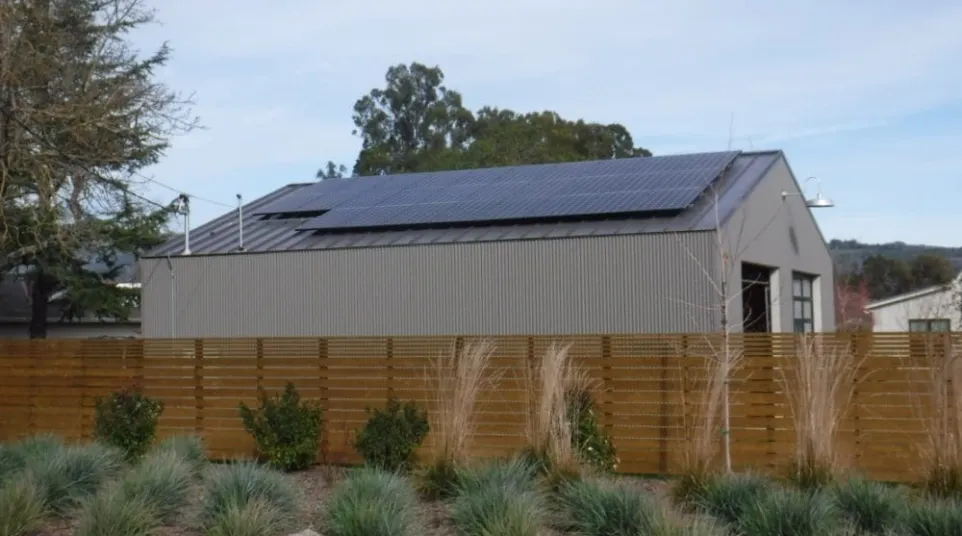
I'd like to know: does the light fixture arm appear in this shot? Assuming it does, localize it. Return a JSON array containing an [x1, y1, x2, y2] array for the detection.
[[780, 176, 834, 208]]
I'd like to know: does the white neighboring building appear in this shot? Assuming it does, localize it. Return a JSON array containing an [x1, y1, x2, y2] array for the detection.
[[866, 273, 962, 332]]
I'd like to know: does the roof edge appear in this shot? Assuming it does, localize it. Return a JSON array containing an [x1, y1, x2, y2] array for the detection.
[[866, 274, 961, 310]]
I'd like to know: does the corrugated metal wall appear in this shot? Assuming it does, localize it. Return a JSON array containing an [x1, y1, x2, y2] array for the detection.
[[140, 232, 719, 337], [723, 158, 837, 332]]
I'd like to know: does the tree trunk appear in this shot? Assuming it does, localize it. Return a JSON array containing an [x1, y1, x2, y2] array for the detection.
[[28, 268, 50, 339]]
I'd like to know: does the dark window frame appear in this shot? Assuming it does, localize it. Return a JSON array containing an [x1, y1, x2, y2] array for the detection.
[[792, 272, 815, 333], [908, 319, 951, 332]]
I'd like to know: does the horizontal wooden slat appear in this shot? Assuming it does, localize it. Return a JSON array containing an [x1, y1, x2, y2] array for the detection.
[[0, 331, 958, 483]]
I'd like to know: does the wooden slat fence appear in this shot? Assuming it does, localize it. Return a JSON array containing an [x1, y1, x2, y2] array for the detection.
[[0, 332, 957, 482]]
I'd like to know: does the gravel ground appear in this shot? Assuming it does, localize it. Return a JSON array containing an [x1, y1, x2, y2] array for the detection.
[[35, 466, 675, 536]]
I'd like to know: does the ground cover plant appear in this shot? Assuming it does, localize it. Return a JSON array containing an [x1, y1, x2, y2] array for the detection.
[[690, 471, 775, 526], [199, 460, 300, 535], [326, 468, 421, 536], [831, 476, 908, 535], [450, 457, 548, 536]]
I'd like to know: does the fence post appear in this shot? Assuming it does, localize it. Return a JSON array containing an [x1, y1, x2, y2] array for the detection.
[[28, 343, 37, 436], [601, 336, 614, 446], [255, 339, 264, 394], [193, 339, 204, 437], [386, 337, 394, 400], [80, 344, 89, 440], [849, 332, 862, 470], [659, 338, 670, 474], [317, 338, 329, 463]]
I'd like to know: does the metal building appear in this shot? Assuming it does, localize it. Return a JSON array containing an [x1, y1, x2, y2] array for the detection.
[[141, 150, 836, 337]]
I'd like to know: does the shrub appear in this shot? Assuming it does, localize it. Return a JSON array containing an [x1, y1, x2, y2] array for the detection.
[[522, 343, 590, 485], [93, 388, 164, 461], [557, 478, 668, 536], [354, 398, 429, 472], [419, 339, 496, 499], [908, 337, 962, 498], [153, 435, 207, 473], [0, 474, 47, 536], [204, 499, 287, 536], [900, 498, 962, 536], [831, 476, 906, 535], [779, 335, 860, 489], [121, 450, 193, 524], [239, 382, 324, 471], [27, 442, 125, 517], [200, 461, 299, 532], [75, 485, 158, 536], [450, 470, 547, 536], [675, 346, 744, 505], [566, 388, 617, 473], [735, 488, 839, 536], [326, 469, 420, 536], [691, 472, 774, 526]]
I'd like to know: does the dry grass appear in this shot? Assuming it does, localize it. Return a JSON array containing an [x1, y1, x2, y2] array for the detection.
[[778, 334, 860, 488], [674, 335, 744, 503], [522, 342, 594, 482], [913, 336, 962, 497], [419, 339, 498, 498]]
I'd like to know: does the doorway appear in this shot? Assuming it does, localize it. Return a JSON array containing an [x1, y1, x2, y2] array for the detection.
[[742, 262, 772, 333]]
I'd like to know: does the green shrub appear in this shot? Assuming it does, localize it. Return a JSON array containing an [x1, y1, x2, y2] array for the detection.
[[239, 382, 324, 471], [354, 398, 429, 473], [153, 435, 207, 473], [121, 450, 193, 524], [326, 469, 420, 536], [27, 442, 125, 517], [900, 499, 962, 536], [450, 461, 548, 536], [200, 461, 299, 532], [204, 499, 287, 536], [557, 478, 667, 536], [566, 389, 617, 473], [93, 388, 164, 461], [735, 488, 839, 536], [831, 476, 906, 535], [0, 474, 47, 536], [75, 485, 158, 536], [692, 472, 774, 526]]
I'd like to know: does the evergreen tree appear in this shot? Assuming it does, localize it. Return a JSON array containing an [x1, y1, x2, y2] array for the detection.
[[0, 0, 196, 337]]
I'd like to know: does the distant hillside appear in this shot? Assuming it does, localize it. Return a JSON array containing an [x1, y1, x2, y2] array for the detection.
[[829, 239, 962, 274]]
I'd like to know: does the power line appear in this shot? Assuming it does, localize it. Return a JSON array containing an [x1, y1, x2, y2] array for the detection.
[[7, 114, 234, 211], [136, 172, 234, 209]]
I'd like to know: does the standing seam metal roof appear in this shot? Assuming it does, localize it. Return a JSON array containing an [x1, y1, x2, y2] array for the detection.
[[146, 151, 783, 257]]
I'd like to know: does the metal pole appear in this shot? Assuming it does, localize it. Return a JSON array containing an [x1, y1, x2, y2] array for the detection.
[[166, 256, 175, 339], [236, 194, 245, 251]]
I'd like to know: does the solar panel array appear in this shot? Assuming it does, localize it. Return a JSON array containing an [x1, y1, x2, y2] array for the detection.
[[253, 151, 741, 231]]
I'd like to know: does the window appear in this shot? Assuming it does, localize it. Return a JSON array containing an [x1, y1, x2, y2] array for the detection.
[[792, 272, 815, 333], [908, 319, 951, 332]]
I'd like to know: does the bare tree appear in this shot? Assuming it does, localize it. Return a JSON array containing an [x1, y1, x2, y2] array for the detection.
[[0, 0, 197, 337]]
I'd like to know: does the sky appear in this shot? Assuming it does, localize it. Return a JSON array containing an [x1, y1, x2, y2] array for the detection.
[[132, 1, 962, 247]]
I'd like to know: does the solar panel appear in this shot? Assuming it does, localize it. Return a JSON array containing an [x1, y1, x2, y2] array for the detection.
[[284, 151, 738, 231]]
